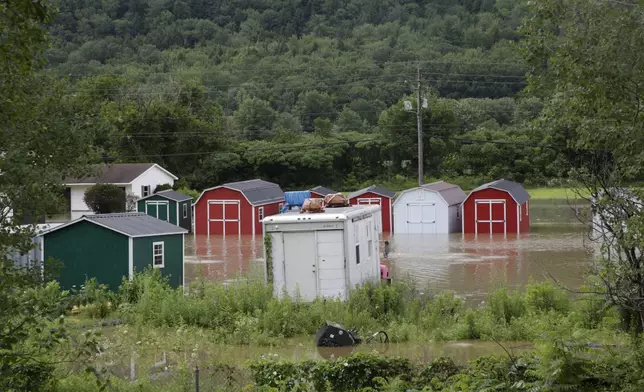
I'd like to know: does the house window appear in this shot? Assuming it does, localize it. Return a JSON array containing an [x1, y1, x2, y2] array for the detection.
[[142, 185, 151, 197], [183, 203, 188, 218], [153, 242, 164, 268], [355, 244, 360, 265], [368, 240, 373, 258], [258, 207, 264, 221]]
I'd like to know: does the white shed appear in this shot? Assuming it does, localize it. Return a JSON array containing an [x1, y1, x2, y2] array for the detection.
[[262, 205, 382, 302], [393, 181, 466, 234]]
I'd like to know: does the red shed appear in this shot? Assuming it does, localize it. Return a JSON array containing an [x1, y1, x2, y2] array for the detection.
[[194, 179, 285, 236], [348, 185, 396, 232], [309, 185, 336, 199], [462, 179, 530, 235]]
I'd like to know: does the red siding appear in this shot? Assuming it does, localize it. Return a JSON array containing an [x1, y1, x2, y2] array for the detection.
[[194, 187, 253, 235], [463, 188, 529, 234], [349, 192, 393, 232], [254, 202, 282, 235], [310, 191, 325, 199]]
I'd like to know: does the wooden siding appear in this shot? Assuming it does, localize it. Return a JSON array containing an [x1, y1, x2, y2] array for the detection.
[[349, 191, 393, 232], [44, 220, 129, 291], [133, 234, 183, 288], [463, 188, 529, 234]]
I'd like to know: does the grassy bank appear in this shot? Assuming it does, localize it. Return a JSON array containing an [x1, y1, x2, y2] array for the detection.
[[51, 270, 637, 390], [76, 270, 619, 345]]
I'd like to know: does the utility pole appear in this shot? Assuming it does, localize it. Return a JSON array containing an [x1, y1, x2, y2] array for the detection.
[[416, 66, 424, 186]]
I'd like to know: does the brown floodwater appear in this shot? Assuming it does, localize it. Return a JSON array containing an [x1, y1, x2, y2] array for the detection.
[[185, 210, 595, 302]]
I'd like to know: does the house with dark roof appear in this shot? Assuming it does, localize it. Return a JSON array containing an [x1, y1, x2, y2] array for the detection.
[[462, 179, 531, 235], [38, 213, 187, 290], [137, 189, 193, 232], [64, 163, 178, 220], [193, 179, 285, 235], [393, 181, 467, 234], [348, 185, 397, 233], [309, 186, 337, 198]]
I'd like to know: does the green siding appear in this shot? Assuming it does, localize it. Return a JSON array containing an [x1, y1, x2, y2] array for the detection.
[[137, 196, 178, 225], [133, 234, 183, 288], [44, 220, 129, 291]]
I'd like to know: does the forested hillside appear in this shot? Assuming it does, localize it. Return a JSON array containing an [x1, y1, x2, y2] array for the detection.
[[44, 0, 563, 190]]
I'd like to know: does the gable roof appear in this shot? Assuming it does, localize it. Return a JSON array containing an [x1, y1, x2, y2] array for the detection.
[[40, 212, 187, 238], [348, 185, 396, 199], [468, 179, 531, 204], [195, 179, 285, 206], [139, 189, 192, 202], [309, 186, 336, 196], [421, 181, 467, 206], [64, 163, 178, 185]]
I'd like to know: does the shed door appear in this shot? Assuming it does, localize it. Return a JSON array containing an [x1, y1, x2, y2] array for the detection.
[[406, 203, 436, 234], [475, 200, 506, 235], [316, 230, 346, 300], [145, 201, 169, 222], [207, 200, 240, 235], [283, 232, 318, 301], [357, 198, 381, 205]]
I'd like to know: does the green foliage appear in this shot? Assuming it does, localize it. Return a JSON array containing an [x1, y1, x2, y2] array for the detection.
[[83, 184, 126, 214]]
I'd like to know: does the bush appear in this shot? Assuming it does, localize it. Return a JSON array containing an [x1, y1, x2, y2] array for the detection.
[[154, 183, 172, 193], [83, 184, 126, 214]]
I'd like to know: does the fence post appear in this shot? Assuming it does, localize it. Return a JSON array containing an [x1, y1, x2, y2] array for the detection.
[[195, 365, 200, 392]]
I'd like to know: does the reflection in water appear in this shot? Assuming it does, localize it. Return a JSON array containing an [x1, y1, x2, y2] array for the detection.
[[182, 224, 593, 302]]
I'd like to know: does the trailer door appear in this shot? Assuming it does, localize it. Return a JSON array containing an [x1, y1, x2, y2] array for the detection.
[[316, 230, 346, 300], [283, 232, 318, 301]]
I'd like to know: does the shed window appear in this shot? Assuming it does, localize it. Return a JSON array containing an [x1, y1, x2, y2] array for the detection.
[[457, 208, 460, 219], [355, 244, 360, 265], [526, 201, 529, 216], [142, 185, 151, 197], [519, 204, 522, 221], [153, 242, 164, 268], [183, 203, 188, 218], [258, 207, 264, 221], [278, 203, 284, 211]]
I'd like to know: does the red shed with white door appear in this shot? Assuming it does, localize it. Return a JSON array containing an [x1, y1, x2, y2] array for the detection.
[[348, 185, 396, 233], [194, 179, 285, 236], [462, 179, 530, 235]]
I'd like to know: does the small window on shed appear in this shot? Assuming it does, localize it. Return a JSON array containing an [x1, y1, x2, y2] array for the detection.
[[142, 185, 151, 197], [183, 203, 188, 218], [526, 201, 529, 216], [519, 204, 522, 221], [153, 242, 164, 268], [258, 207, 264, 221], [355, 244, 360, 265], [457, 208, 460, 219]]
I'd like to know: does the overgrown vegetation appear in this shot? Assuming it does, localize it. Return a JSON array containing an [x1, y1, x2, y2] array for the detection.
[[72, 269, 620, 346]]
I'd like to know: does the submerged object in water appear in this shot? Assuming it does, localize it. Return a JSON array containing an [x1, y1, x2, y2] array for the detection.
[[315, 322, 362, 347], [315, 321, 389, 347]]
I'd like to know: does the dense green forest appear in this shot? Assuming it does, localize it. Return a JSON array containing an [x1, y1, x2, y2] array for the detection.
[[43, 0, 564, 190]]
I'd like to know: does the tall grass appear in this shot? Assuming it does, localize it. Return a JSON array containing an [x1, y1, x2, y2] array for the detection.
[[97, 270, 620, 345]]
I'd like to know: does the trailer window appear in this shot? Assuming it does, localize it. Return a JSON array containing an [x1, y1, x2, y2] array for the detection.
[[368, 240, 373, 257], [355, 244, 360, 265]]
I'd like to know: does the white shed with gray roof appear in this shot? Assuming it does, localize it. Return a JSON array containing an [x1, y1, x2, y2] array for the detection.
[[393, 181, 467, 234]]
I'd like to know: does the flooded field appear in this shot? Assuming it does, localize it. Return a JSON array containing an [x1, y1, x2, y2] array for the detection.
[[185, 199, 594, 302]]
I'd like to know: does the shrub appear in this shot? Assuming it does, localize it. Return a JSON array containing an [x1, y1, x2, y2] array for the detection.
[[525, 281, 570, 313], [83, 184, 126, 214], [487, 288, 526, 324]]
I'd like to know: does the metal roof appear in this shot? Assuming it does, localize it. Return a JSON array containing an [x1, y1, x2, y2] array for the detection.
[[223, 179, 285, 205], [309, 186, 337, 196], [348, 185, 396, 199], [64, 163, 177, 184], [470, 179, 531, 204], [40, 213, 188, 238], [139, 189, 192, 202], [421, 181, 467, 206]]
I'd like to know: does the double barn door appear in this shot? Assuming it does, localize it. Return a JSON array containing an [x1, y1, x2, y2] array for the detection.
[[207, 200, 240, 235], [475, 199, 507, 235]]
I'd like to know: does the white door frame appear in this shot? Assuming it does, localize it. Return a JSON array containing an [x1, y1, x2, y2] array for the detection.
[[474, 199, 507, 236], [145, 201, 170, 221], [357, 198, 381, 205], [206, 200, 241, 236], [406, 202, 436, 233]]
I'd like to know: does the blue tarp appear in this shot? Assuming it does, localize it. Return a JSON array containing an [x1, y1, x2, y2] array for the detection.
[[281, 191, 311, 213]]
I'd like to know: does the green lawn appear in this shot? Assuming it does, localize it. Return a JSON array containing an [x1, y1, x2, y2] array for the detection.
[[526, 187, 590, 200]]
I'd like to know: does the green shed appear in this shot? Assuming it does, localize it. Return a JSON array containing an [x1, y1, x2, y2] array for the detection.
[[137, 189, 193, 232], [39, 212, 188, 291]]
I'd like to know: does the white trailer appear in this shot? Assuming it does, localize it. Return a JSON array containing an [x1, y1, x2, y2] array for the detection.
[[263, 205, 382, 302]]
